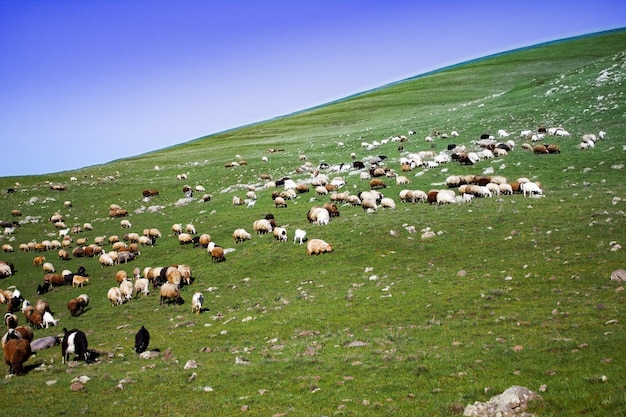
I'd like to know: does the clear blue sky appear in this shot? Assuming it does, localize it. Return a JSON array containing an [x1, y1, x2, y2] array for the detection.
[[1, 0, 624, 177]]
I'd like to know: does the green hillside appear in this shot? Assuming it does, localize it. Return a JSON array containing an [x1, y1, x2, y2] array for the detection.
[[1, 29, 625, 416]]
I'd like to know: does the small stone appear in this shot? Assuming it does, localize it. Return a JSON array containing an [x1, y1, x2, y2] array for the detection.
[[70, 382, 84, 391], [512, 345, 524, 352], [183, 360, 198, 370]]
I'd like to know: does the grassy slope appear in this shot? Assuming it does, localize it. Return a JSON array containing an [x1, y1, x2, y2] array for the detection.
[[1, 29, 625, 416]]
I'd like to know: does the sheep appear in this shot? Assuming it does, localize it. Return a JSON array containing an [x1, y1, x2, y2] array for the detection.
[[274, 196, 287, 208], [159, 283, 182, 305], [369, 179, 386, 189], [2, 244, 14, 253], [0, 263, 13, 278], [177, 264, 192, 285], [361, 198, 378, 212], [107, 287, 123, 306], [43, 273, 65, 287], [30, 335, 61, 352], [253, 219, 273, 234], [233, 228, 252, 243], [67, 297, 87, 317], [191, 292, 204, 315], [380, 197, 396, 209], [178, 233, 194, 245], [120, 219, 132, 228], [119, 278, 134, 302], [396, 175, 410, 186], [185, 224, 196, 235], [3, 338, 31, 375], [134, 326, 150, 354], [521, 182, 543, 197], [211, 246, 225, 263], [99, 253, 114, 267], [272, 226, 288, 242], [39, 261, 55, 274], [198, 234, 211, 248], [307, 239, 333, 255], [42, 311, 58, 328], [436, 189, 456, 204], [293, 229, 307, 245], [61, 328, 91, 363], [71, 275, 89, 288], [134, 278, 150, 297]]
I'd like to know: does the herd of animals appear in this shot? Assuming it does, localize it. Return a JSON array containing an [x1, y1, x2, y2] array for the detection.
[[0, 125, 608, 375]]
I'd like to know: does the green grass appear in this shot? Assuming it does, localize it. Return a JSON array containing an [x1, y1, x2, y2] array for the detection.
[[1, 29, 626, 416]]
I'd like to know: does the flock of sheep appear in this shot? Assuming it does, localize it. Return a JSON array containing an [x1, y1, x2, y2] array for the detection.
[[0, 123, 608, 375]]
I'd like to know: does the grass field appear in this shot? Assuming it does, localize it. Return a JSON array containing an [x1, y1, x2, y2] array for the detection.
[[1, 29, 625, 416]]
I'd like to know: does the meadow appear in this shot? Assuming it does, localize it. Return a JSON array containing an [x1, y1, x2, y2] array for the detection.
[[0, 29, 625, 416]]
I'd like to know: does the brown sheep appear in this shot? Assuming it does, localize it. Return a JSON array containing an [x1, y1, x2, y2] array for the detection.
[[67, 297, 87, 317], [4, 338, 32, 375], [369, 179, 386, 190], [533, 144, 548, 154], [43, 273, 65, 286], [33, 256, 46, 267], [211, 246, 225, 263]]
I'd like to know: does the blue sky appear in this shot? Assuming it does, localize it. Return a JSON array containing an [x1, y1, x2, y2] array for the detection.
[[1, 0, 624, 177]]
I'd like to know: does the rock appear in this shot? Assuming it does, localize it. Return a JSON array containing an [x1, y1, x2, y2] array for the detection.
[[70, 382, 84, 392], [463, 385, 541, 416], [347, 341, 368, 348], [183, 360, 198, 370], [139, 351, 160, 359], [457, 270, 467, 277]]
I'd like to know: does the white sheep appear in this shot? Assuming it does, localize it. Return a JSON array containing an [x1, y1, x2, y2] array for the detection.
[[185, 224, 196, 235], [293, 229, 307, 245], [134, 278, 150, 297], [306, 239, 333, 255], [120, 278, 134, 302], [521, 182, 543, 197], [120, 219, 132, 228], [253, 219, 273, 234], [191, 292, 204, 315], [380, 197, 396, 209], [232, 228, 252, 243], [42, 311, 58, 328], [107, 287, 123, 306], [436, 190, 456, 204]]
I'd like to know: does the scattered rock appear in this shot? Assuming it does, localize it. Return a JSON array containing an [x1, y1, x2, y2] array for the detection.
[[70, 382, 84, 392], [183, 360, 198, 370], [463, 385, 541, 416], [347, 341, 368, 348]]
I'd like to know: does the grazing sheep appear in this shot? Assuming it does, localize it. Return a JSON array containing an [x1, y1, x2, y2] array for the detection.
[[307, 239, 334, 255], [43, 273, 65, 287], [67, 297, 87, 317], [72, 275, 89, 287], [61, 328, 91, 363], [273, 226, 287, 242], [177, 264, 192, 285], [521, 182, 543, 197], [2, 244, 14, 253], [210, 246, 225, 263], [159, 283, 182, 305], [107, 287, 123, 306], [4, 338, 31, 375], [361, 198, 378, 212], [293, 229, 307, 245], [42, 262, 55, 273], [436, 189, 456, 204], [380, 197, 396, 209], [253, 219, 273, 234], [42, 311, 58, 328], [369, 179, 386, 189], [198, 234, 211, 248], [191, 292, 204, 315], [119, 278, 134, 302], [185, 224, 196, 235], [99, 253, 114, 267], [177, 233, 194, 245], [233, 228, 252, 243], [120, 219, 132, 228], [133, 278, 150, 297], [134, 326, 150, 354]]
